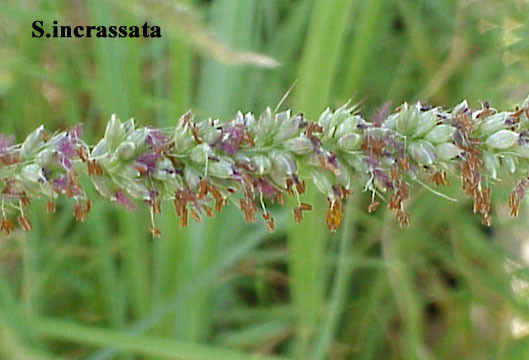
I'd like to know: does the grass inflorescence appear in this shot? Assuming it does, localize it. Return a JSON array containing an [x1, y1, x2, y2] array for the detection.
[[1, 96, 529, 236]]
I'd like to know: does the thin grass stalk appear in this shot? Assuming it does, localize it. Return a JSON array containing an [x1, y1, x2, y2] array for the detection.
[[381, 216, 431, 360], [290, 0, 355, 357], [261, 0, 314, 108], [309, 195, 357, 360], [396, 0, 438, 77], [197, 0, 259, 119], [154, 61, 193, 344], [87, 201, 127, 329], [152, 8, 194, 339], [173, 0, 261, 342], [89, 0, 151, 322], [340, 0, 386, 99]]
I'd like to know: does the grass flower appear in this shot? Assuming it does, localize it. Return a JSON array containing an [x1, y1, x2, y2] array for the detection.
[[1, 96, 529, 235]]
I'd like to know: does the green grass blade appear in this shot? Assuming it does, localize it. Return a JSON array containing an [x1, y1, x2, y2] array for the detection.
[[89, 0, 151, 321], [33, 317, 288, 360], [197, 0, 259, 119], [309, 197, 357, 360], [289, 0, 355, 357], [0, 274, 42, 350], [340, 0, 386, 99], [86, 211, 288, 359]]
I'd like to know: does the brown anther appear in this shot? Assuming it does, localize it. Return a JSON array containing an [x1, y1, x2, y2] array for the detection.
[[305, 122, 323, 137], [46, 200, 56, 214], [398, 156, 410, 171], [215, 198, 225, 213], [243, 132, 255, 147], [265, 218, 275, 232], [275, 192, 284, 205], [238, 161, 256, 172], [468, 138, 481, 147], [40, 129, 49, 142], [387, 167, 396, 182], [152, 199, 161, 214], [285, 178, 294, 195], [368, 201, 380, 213], [333, 185, 351, 200], [190, 208, 201, 223], [73, 201, 88, 222], [179, 207, 188, 228], [157, 141, 175, 154], [86, 160, 95, 175], [325, 199, 343, 232], [95, 161, 104, 176], [167, 154, 180, 169], [149, 227, 162, 238], [398, 183, 409, 200], [198, 179, 208, 199], [208, 184, 222, 202], [473, 193, 481, 214], [295, 180, 306, 195], [134, 165, 148, 177], [472, 187, 491, 219], [173, 197, 184, 217], [388, 191, 405, 211], [17, 215, 32, 231], [76, 147, 88, 162], [202, 204, 215, 218], [180, 111, 193, 125], [20, 194, 31, 206], [292, 202, 312, 223], [240, 199, 256, 223], [509, 191, 520, 217], [476, 108, 496, 119], [510, 108, 524, 121], [361, 137, 385, 156], [430, 171, 449, 186], [396, 210, 411, 227], [87, 160, 104, 176], [66, 170, 82, 198], [191, 124, 202, 144], [1, 218, 14, 235], [262, 213, 275, 233], [309, 135, 321, 149], [85, 199, 91, 213], [293, 207, 303, 222], [299, 202, 312, 211], [481, 187, 491, 213], [241, 173, 255, 193], [318, 155, 333, 172], [454, 110, 474, 134], [0, 152, 20, 166]]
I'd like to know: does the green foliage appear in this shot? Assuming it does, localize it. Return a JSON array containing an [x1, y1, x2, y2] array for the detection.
[[1, 0, 529, 359]]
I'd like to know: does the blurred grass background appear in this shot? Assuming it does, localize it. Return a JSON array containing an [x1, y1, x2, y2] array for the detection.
[[1, 0, 529, 359]]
